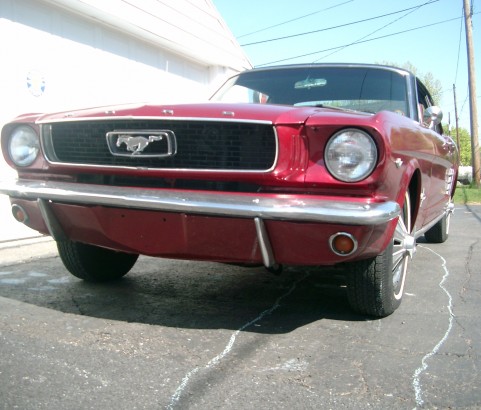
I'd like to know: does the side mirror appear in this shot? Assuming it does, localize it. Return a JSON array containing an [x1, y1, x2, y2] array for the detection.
[[423, 106, 443, 128]]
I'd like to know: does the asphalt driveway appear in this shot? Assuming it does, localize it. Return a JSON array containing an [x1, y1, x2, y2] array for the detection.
[[0, 205, 480, 409]]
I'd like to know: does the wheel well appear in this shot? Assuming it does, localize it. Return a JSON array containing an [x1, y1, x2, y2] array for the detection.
[[407, 170, 421, 231]]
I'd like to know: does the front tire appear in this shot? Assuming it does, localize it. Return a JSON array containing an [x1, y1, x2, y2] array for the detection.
[[57, 241, 139, 282], [346, 191, 414, 317]]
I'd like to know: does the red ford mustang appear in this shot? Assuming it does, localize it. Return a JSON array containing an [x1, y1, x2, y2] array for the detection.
[[0, 64, 458, 317]]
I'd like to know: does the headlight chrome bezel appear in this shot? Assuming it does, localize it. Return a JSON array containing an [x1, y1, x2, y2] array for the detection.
[[324, 128, 378, 183], [8, 125, 40, 167]]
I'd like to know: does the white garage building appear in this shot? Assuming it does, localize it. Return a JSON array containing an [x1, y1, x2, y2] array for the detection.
[[0, 0, 251, 240], [0, 0, 250, 124]]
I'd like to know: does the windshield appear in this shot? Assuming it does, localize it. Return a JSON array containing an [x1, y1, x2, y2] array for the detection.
[[211, 66, 409, 116]]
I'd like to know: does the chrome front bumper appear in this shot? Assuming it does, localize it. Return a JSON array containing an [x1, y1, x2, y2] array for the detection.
[[0, 179, 401, 225]]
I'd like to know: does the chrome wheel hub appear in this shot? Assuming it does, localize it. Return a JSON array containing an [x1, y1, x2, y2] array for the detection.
[[392, 194, 414, 299]]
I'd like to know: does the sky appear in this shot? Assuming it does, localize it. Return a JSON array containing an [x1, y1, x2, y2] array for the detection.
[[212, 0, 480, 132]]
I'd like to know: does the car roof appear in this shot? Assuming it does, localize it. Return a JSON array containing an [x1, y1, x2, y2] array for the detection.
[[246, 63, 412, 77]]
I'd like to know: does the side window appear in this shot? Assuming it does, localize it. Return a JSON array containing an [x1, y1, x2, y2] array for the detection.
[[416, 79, 442, 134], [417, 79, 432, 111]]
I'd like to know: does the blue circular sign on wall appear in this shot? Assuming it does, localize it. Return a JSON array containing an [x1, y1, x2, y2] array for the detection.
[[27, 71, 46, 97]]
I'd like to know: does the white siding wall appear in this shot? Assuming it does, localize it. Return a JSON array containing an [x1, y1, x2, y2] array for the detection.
[[42, 0, 252, 70], [0, 0, 250, 239], [0, 0, 249, 127]]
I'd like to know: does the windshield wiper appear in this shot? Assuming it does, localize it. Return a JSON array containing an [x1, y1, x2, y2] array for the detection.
[[311, 103, 375, 114]]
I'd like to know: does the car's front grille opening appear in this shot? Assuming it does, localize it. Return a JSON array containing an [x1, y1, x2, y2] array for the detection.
[[44, 119, 277, 172]]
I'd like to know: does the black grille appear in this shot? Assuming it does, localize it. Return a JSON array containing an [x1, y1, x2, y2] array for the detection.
[[45, 120, 277, 171]]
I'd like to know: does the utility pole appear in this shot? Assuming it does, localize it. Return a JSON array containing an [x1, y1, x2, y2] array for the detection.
[[464, 0, 480, 187]]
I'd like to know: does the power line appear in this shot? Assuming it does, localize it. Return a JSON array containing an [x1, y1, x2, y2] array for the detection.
[[256, 15, 459, 66], [241, 0, 439, 47], [238, 0, 354, 39], [313, 0, 429, 62]]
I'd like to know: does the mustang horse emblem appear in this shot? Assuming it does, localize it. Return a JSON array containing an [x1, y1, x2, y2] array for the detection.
[[116, 134, 164, 154]]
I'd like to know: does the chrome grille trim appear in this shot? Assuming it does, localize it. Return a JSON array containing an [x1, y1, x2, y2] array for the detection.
[[37, 115, 274, 125]]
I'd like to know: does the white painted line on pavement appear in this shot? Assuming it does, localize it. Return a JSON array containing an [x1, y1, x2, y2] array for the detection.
[[167, 272, 310, 409], [412, 245, 455, 408]]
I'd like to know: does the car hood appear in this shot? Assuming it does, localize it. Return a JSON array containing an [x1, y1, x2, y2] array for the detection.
[[31, 102, 371, 126]]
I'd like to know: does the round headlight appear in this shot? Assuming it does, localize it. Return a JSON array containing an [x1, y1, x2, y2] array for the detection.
[[324, 129, 377, 182], [8, 125, 40, 167]]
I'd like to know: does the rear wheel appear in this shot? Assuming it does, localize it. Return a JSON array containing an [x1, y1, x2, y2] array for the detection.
[[424, 203, 452, 243], [346, 191, 414, 317], [57, 240, 139, 282]]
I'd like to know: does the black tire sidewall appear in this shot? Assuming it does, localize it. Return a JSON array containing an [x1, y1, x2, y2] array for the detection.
[[57, 241, 138, 282]]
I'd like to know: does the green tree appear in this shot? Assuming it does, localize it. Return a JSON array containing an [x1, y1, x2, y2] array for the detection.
[[419, 71, 443, 105], [446, 126, 471, 165], [458, 127, 472, 166]]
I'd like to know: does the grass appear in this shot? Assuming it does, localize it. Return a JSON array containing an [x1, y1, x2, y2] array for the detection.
[[454, 183, 481, 205]]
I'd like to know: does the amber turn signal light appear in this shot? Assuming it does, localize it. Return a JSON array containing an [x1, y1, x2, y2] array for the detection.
[[11, 204, 28, 224], [329, 232, 358, 256]]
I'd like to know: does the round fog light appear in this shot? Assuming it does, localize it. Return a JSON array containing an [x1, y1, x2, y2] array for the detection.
[[329, 232, 358, 256]]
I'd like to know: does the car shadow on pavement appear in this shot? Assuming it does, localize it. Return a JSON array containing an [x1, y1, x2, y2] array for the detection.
[[0, 256, 368, 333]]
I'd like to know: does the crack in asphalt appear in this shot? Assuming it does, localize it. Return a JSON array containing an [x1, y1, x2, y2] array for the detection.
[[412, 245, 455, 409], [459, 239, 478, 305], [166, 272, 310, 410]]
